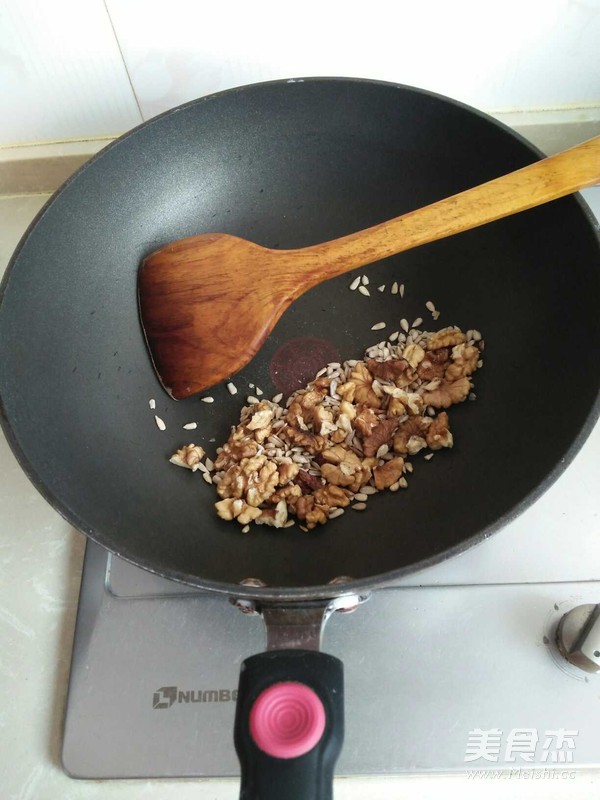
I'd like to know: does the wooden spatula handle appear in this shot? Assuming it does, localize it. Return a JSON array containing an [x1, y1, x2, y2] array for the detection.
[[305, 135, 600, 277]]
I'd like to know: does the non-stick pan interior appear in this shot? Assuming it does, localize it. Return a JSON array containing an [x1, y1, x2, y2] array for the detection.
[[1, 78, 600, 596]]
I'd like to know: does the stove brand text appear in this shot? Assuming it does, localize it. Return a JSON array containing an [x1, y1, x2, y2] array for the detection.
[[153, 685, 238, 709]]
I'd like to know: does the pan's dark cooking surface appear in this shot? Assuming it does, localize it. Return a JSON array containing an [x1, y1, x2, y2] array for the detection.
[[1, 78, 599, 597]]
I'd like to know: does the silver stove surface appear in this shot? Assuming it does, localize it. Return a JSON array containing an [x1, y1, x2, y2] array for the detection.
[[63, 418, 600, 778], [62, 187, 600, 781]]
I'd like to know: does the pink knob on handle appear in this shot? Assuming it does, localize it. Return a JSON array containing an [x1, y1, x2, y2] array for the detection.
[[249, 681, 326, 759]]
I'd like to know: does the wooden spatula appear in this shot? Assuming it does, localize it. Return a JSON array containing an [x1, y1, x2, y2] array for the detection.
[[139, 135, 600, 399]]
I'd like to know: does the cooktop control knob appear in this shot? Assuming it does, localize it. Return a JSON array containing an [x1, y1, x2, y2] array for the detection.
[[556, 603, 600, 673]]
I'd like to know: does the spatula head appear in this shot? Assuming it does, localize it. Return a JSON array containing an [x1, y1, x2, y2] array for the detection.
[[138, 233, 306, 399]]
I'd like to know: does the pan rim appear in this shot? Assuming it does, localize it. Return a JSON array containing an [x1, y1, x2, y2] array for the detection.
[[1, 76, 600, 601]]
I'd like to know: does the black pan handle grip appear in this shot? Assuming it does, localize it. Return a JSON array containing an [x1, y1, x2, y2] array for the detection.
[[234, 649, 344, 800]]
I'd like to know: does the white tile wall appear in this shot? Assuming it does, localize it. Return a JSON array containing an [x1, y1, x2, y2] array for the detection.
[[105, 0, 600, 121], [0, 0, 142, 145], [1, 0, 599, 145]]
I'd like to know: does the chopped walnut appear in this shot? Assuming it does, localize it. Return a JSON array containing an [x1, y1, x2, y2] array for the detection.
[[210, 321, 483, 533], [296, 469, 323, 493], [373, 457, 405, 490], [322, 444, 361, 467], [445, 344, 480, 381], [362, 417, 400, 457], [214, 436, 259, 470], [255, 500, 288, 528], [403, 343, 426, 369], [169, 444, 205, 471], [353, 406, 380, 438], [218, 454, 279, 508], [295, 495, 328, 529], [321, 462, 366, 492], [243, 402, 274, 442], [406, 435, 427, 455], [337, 362, 381, 408], [215, 498, 262, 524], [281, 426, 327, 453], [270, 484, 303, 506], [426, 411, 453, 450], [386, 397, 406, 417], [393, 416, 431, 455], [417, 348, 450, 381], [277, 462, 300, 485], [313, 484, 352, 508], [365, 358, 414, 387], [427, 327, 466, 350], [422, 376, 472, 408]]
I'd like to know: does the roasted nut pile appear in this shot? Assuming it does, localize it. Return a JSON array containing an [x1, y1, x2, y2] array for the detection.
[[170, 325, 484, 532]]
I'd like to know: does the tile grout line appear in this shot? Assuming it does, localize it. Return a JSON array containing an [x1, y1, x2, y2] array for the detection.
[[101, 0, 144, 124]]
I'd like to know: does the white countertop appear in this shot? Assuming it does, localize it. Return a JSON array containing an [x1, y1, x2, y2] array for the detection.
[[2, 176, 600, 800]]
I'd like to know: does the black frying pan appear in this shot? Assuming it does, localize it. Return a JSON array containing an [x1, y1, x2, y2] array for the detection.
[[1, 78, 600, 798]]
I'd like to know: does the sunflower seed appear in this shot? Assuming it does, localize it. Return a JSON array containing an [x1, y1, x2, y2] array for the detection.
[[376, 444, 389, 459], [202, 471, 212, 484], [328, 508, 345, 519], [404, 462, 413, 473], [183, 422, 197, 430], [349, 276, 361, 290], [361, 275, 369, 285], [149, 398, 156, 410], [205, 457, 214, 471], [388, 331, 399, 342], [255, 387, 263, 396], [432, 310, 440, 320], [272, 392, 283, 403], [371, 322, 386, 331], [247, 395, 259, 404], [400, 318, 409, 332], [299, 525, 309, 532], [391, 281, 399, 295], [361, 485, 379, 495], [425, 300, 436, 312], [284, 519, 296, 528], [352, 502, 367, 511], [412, 317, 423, 328], [226, 382, 238, 395], [201, 396, 214, 403], [358, 285, 371, 297], [399, 283, 405, 298], [354, 493, 369, 502], [241, 524, 250, 533], [399, 477, 408, 488], [424, 453, 434, 461], [154, 415, 166, 431], [389, 481, 400, 492], [378, 285, 386, 292]]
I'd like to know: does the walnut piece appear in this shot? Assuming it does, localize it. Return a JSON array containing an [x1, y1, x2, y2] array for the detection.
[[422, 376, 472, 409], [386, 397, 406, 417], [278, 462, 300, 485], [217, 454, 279, 507], [296, 469, 323, 493], [214, 434, 258, 470], [362, 417, 400, 457], [281, 425, 327, 453], [393, 416, 431, 454], [426, 411, 454, 450], [353, 406, 380, 438], [295, 495, 328, 529], [170, 444, 205, 471], [373, 457, 405, 490], [337, 362, 381, 408], [365, 358, 414, 387], [313, 484, 352, 508], [445, 344, 480, 381], [403, 343, 426, 369], [215, 498, 262, 524], [427, 327, 466, 350], [255, 499, 288, 528], [417, 347, 450, 381]]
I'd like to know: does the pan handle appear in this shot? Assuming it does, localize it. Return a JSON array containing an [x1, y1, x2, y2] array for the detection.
[[234, 649, 344, 800]]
